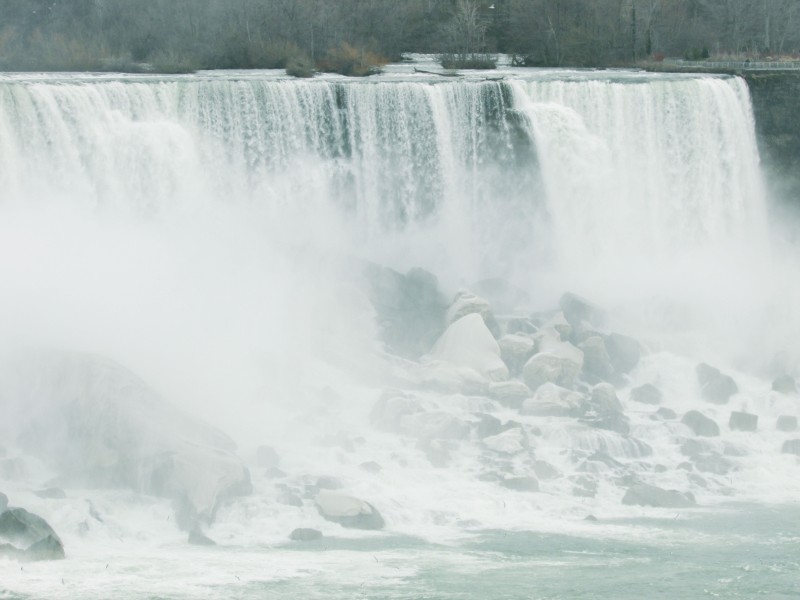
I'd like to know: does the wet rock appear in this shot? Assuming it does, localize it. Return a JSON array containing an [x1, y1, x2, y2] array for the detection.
[[315, 491, 384, 530], [772, 375, 797, 394], [571, 475, 598, 498], [290, 528, 323, 542], [522, 345, 584, 391], [584, 514, 598, 521], [579, 336, 614, 381], [499, 477, 539, 492], [582, 384, 629, 435], [482, 427, 528, 455], [418, 438, 454, 467], [446, 290, 501, 338], [473, 413, 504, 439], [622, 483, 695, 508], [723, 443, 748, 457], [506, 317, 537, 335], [694, 452, 733, 475], [364, 264, 447, 358], [559, 293, 601, 328], [696, 363, 738, 404], [630, 383, 663, 405], [605, 333, 641, 374], [488, 380, 531, 408], [359, 461, 382, 474], [680, 438, 712, 457], [532, 460, 560, 480], [782, 439, 800, 455], [2, 353, 251, 526], [188, 528, 216, 546], [428, 313, 508, 381], [255, 446, 280, 469], [25, 535, 65, 561], [498, 334, 536, 375], [34, 488, 66, 500], [682, 410, 720, 437], [277, 490, 304, 507], [0, 493, 6, 512], [520, 382, 583, 417], [0, 507, 64, 561], [729, 411, 758, 432], [655, 407, 677, 420], [777, 415, 798, 432]]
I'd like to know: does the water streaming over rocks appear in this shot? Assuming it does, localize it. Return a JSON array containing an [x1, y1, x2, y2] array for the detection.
[[0, 65, 798, 598]]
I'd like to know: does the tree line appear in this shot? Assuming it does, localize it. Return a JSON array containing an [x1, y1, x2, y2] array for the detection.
[[0, 0, 799, 73]]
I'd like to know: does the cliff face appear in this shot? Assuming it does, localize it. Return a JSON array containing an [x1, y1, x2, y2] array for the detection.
[[745, 73, 800, 206]]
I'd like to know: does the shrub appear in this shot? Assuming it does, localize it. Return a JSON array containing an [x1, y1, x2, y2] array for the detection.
[[285, 53, 314, 78], [439, 52, 497, 70], [317, 43, 387, 77]]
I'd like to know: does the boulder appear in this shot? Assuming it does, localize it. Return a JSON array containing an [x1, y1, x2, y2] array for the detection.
[[428, 314, 509, 381], [473, 413, 505, 439], [314, 491, 384, 530], [0, 492, 6, 512], [532, 460, 559, 480], [364, 264, 447, 358], [777, 415, 798, 432], [499, 477, 539, 492], [522, 345, 583, 391], [782, 439, 800, 455], [520, 382, 583, 417], [498, 334, 536, 375], [559, 292, 601, 328], [506, 317, 538, 335], [622, 483, 695, 508], [482, 427, 528, 455], [579, 336, 613, 380], [772, 375, 797, 394], [488, 381, 531, 408], [696, 363, 738, 404], [630, 383, 663, 405], [581, 384, 629, 435], [654, 407, 677, 420], [729, 411, 758, 432], [290, 528, 323, 542], [681, 410, 720, 437], [188, 528, 216, 546], [693, 452, 733, 475], [0, 353, 251, 527], [0, 507, 65, 561], [605, 333, 641, 374], [445, 290, 501, 338]]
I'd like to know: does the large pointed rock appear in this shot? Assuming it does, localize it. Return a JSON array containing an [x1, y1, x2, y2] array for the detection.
[[0, 507, 65, 561], [0, 353, 251, 526], [428, 313, 509, 381]]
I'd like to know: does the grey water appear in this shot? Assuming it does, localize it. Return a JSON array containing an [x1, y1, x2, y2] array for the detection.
[[1, 505, 797, 599]]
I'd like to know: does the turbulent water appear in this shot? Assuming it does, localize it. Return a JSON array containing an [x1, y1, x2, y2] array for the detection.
[[0, 62, 798, 598]]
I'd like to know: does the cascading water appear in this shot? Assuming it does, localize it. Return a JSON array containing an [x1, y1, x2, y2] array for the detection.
[[0, 67, 798, 599]]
